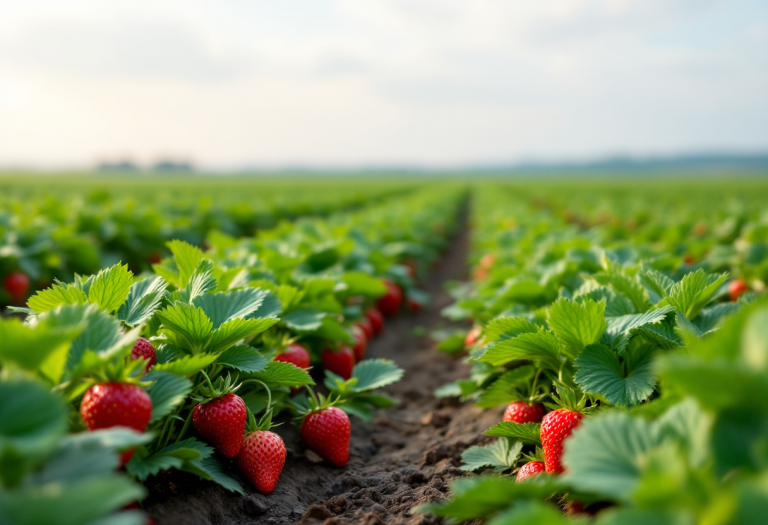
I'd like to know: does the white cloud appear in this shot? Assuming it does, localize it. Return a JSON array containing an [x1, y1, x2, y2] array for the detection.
[[0, 0, 765, 168]]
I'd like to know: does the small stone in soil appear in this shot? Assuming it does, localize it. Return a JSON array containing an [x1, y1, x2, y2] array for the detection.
[[242, 495, 269, 516]]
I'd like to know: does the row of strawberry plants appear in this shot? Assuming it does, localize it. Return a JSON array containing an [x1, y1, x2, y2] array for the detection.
[[0, 179, 415, 308], [0, 185, 464, 525], [423, 184, 767, 524]]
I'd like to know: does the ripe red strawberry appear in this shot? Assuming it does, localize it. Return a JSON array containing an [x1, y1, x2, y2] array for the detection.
[[376, 280, 403, 317], [81, 382, 152, 464], [516, 461, 545, 482], [192, 393, 247, 458], [683, 254, 696, 265], [465, 326, 482, 348], [365, 308, 384, 335], [300, 407, 351, 467], [130, 337, 156, 372], [4, 271, 30, 303], [504, 401, 545, 424], [274, 344, 311, 369], [237, 430, 287, 494], [351, 327, 367, 362], [729, 279, 749, 302], [541, 409, 583, 474], [321, 346, 355, 379], [357, 318, 374, 341]]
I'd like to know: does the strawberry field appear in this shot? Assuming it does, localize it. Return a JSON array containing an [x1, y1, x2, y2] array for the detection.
[[1, 176, 768, 525]]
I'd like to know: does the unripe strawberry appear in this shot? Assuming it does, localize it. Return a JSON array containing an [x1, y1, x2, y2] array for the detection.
[[365, 308, 384, 335], [237, 430, 286, 494], [274, 344, 311, 369], [541, 409, 583, 474], [130, 337, 156, 372], [465, 326, 482, 349], [376, 280, 403, 317], [192, 393, 247, 458], [729, 279, 749, 302], [321, 346, 355, 379], [516, 461, 545, 482], [503, 401, 545, 424], [300, 407, 351, 467]]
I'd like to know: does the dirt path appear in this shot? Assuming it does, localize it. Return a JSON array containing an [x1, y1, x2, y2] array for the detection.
[[147, 211, 504, 525]]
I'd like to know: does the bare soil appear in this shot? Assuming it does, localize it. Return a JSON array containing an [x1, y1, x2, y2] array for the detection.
[[146, 215, 502, 525]]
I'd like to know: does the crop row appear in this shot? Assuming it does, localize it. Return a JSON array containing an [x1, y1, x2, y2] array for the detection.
[[0, 177, 416, 307], [423, 183, 767, 524], [0, 185, 464, 525]]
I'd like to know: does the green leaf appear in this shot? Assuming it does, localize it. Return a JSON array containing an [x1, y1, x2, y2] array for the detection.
[[487, 501, 573, 525], [476, 366, 535, 409], [181, 455, 244, 494], [0, 316, 82, 380], [144, 372, 192, 423], [341, 272, 387, 296], [0, 378, 68, 486], [177, 260, 217, 303], [57, 305, 132, 377], [576, 287, 635, 317], [593, 271, 651, 313], [479, 331, 561, 369], [417, 475, 560, 522], [483, 317, 539, 343], [436, 332, 467, 353], [117, 276, 168, 326], [27, 282, 87, 313], [547, 297, 607, 358], [210, 317, 279, 352], [0, 475, 145, 525], [563, 412, 661, 500], [216, 345, 269, 373], [663, 269, 728, 320], [167, 240, 205, 287], [574, 344, 656, 406], [127, 438, 211, 481], [248, 361, 314, 387], [350, 359, 404, 391], [192, 288, 275, 329], [156, 304, 213, 352], [281, 308, 325, 332], [602, 306, 674, 352], [460, 438, 523, 472], [637, 265, 675, 304], [484, 422, 542, 445], [152, 353, 220, 376], [88, 264, 134, 314]]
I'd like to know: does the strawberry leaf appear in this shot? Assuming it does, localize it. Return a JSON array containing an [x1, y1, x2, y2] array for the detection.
[[281, 308, 325, 332], [209, 317, 278, 352], [127, 438, 211, 481], [547, 297, 606, 358], [87, 263, 133, 314], [484, 422, 542, 445], [27, 282, 87, 314], [562, 412, 661, 500], [459, 438, 523, 472], [192, 288, 276, 329], [349, 359, 404, 392], [574, 343, 656, 406], [156, 304, 213, 352], [152, 353, 220, 376], [216, 345, 269, 373], [144, 372, 193, 423], [475, 366, 534, 409], [482, 317, 539, 343], [182, 455, 244, 495], [247, 361, 314, 387], [479, 331, 561, 369], [601, 305, 675, 352], [117, 276, 168, 326], [167, 240, 205, 287], [662, 269, 728, 320]]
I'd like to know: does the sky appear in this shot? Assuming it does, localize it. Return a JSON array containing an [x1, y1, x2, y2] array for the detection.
[[0, 0, 766, 170]]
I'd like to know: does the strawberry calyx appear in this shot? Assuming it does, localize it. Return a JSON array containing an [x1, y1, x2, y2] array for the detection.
[[292, 387, 341, 423], [543, 384, 593, 415], [90, 357, 152, 388], [521, 446, 545, 463], [192, 371, 242, 403]]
